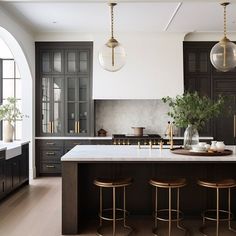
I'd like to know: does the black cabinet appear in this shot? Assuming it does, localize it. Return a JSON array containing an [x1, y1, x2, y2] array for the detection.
[[0, 155, 5, 198], [1, 144, 29, 200], [184, 42, 236, 144], [36, 42, 93, 137]]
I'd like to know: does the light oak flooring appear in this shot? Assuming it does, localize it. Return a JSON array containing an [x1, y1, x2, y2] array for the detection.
[[0, 177, 236, 236]]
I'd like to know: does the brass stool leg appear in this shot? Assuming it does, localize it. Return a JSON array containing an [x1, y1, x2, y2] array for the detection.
[[228, 188, 236, 233], [100, 187, 103, 227], [123, 186, 126, 227], [169, 187, 172, 236], [155, 187, 158, 229], [216, 188, 219, 236], [113, 187, 116, 236]]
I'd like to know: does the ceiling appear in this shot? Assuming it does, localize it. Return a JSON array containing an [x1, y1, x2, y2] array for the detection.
[[1, 1, 236, 34]]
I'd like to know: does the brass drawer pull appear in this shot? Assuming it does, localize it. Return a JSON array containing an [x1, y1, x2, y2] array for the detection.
[[46, 165, 55, 168], [73, 142, 80, 145], [46, 152, 55, 155], [46, 142, 55, 145]]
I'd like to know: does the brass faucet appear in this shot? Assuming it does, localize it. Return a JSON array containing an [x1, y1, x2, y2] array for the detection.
[[166, 122, 174, 149]]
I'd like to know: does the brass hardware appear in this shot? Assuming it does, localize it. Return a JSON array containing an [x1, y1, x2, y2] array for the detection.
[[127, 140, 130, 145], [138, 141, 141, 149], [159, 140, 163, 150], [51, 121, 54, 133], [118, 139, 121, 145], [75, 121, 78, 133], [166, 122, 174, 149], [46, 165, 55, 168], [122, 140, 126, 145], [46, 152, 55, 155], [46, 142, 55, 145], [234, 115, 236, 138], [144, 140, 147, 145], [149, 140, 152, 149], [113, 140, 117, 145], [48, 122, 52, 133]]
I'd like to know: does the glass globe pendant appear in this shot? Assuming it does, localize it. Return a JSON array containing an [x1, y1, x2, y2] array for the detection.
[[98, 3, 126, 72], [210, 2, 236, 72]]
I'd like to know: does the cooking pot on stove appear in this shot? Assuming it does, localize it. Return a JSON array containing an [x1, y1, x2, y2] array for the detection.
[[132, 127, 145, 136]]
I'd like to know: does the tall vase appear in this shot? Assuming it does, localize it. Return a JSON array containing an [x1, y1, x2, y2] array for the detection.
[[3, 121, 14, 142], [183, 124, 199, 149]]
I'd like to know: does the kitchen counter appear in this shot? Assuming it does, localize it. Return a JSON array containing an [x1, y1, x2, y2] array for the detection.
[[61, 145, 234, 162], [0, 141, 30, 160], [61, 144, 236, 235]]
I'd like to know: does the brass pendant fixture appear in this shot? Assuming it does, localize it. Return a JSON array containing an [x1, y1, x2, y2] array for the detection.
[[98, 2, 126, 72], [210, 2, 236, 72]]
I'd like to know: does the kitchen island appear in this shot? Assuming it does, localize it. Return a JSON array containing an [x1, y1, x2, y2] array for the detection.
[[61, 145, 236, 235]]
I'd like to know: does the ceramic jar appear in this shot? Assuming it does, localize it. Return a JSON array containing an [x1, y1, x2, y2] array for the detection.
[[210, 141, 217, 151], [216, 141, 225, 152], [3, 121, 14, 142]]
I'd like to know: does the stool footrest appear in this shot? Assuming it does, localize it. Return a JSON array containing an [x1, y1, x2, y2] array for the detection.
[[154, 209, 184, 222], [99, 208, 130, 221], [202, 209, 234, 222]]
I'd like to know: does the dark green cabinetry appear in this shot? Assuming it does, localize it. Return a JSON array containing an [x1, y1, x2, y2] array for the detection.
[[0, 144, 29, 200], [36, 42, 93, 137], [184, 42, 236, 144]]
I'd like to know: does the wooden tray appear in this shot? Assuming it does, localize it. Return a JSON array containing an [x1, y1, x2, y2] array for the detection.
[[171, 147, 233, 156]]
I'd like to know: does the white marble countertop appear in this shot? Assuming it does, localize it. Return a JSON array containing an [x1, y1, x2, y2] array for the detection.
[[61, 145, 236, 162], [35, 136, 213, 140], [0, 141, 30, 160]]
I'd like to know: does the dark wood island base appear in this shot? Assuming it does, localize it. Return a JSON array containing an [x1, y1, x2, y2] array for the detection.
[[62, 161, 236, 235]]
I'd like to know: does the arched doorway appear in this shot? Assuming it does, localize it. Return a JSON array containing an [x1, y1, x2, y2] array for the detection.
[[0, 26, 34, 178]]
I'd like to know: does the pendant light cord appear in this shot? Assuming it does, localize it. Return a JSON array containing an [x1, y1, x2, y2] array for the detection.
[[224, 3, 227, 38], [110, 4, 114, 39]]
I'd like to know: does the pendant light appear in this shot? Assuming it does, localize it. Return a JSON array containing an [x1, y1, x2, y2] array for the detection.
[[210, 2, 236, 72], [98, 2, 126, 72]]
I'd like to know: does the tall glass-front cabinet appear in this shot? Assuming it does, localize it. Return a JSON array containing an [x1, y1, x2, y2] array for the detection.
[[36, 42, 93, 137]]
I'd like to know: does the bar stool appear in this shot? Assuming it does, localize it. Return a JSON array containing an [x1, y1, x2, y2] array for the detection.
[[94, 177, 133, 236], [149, 178, 188, 236], [198, 179, 236, 236]]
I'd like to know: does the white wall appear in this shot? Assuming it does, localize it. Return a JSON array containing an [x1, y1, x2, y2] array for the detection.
[[0, 7, 35, 178], [36, 32, 185, 99]]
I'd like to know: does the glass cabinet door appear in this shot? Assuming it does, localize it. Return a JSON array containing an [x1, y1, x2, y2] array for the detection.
[[52, 77, 63, 134], [41, 77, 51, 134], [79, 51, 89, 73], [66, 76, 89, 136], [65, 51, 77, 74], [41, 51, 63, 74]]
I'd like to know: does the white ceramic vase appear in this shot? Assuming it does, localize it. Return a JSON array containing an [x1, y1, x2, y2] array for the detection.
[[216, 141, 225, 152], [3, 121, 14, 142]]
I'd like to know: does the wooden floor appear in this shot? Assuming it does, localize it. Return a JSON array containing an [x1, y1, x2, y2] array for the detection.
[[0, 177, 236, 236]]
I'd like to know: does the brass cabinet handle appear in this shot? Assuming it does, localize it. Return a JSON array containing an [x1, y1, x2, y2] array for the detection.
[[46, 152, 55, 155], [48, 122, 51, 133], [46, 142, 55, 145], [234, 115, 236, 138], [75, 121, 78, 133], [51, 121, 54, 133], [46, 165, 55, 168], [73, 142, 80, 145]]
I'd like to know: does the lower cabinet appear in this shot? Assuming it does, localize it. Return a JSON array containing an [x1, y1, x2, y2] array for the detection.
[[0, 144, 29, 200], [0, 156, 5, 198], [36, 139, 112, 176]]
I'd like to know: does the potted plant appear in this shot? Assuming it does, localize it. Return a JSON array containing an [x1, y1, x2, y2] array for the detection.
[[162, 92, 225, 149], [0, 97, 23, 142]]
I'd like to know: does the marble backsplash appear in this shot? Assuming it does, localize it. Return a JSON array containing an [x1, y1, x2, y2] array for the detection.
[[95, 100, 180, 137]]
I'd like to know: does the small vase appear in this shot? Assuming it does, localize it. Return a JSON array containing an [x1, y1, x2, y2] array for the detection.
[[210, 141, 217, 151], [3, 121, 14, 142], [216, 141, 225, 152], [183, 124, 199, 149]]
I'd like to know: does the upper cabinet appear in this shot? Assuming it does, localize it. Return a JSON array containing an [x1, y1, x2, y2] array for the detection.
[[36, 42, 93, 137]]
